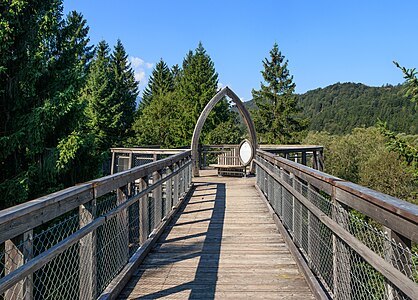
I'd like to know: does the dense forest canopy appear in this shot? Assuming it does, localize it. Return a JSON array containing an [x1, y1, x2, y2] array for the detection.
[[299, 82, 417, 134], [243, 82, 418, 135]]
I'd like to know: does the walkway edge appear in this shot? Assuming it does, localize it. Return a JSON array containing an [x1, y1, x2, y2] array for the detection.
[[255, 185, 330, 300], [98, 184, 195, 300]]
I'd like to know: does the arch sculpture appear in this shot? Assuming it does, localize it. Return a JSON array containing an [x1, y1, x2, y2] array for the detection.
[[191, 86, 258, 176]]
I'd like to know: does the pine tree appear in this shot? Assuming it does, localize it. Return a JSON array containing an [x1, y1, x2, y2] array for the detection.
[[252, 43, 308, 144], [141, 58, 174, 108], [110, 39, 138, 144]]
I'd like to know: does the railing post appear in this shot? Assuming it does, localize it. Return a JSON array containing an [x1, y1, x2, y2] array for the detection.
[[313, 151, 318, 170], [166, 168, 173, 211], [290, 173, 296, 237], [179, 160, 185, 198], [188, 159, 192, 188], [332, 187, 351, 300], [79, 199, 97, 300], [302, 151, 307, 166], [116, 187, 129, 263], [111, 151, 116, 174], [4, 230, 33, 300], [139, 176, 149, 245], [203, 150, 207, 168], [385, 228, 412, 300], [152, 170, 162, 228], [173, 163, 179, 206], [307, 183, 313, 269]]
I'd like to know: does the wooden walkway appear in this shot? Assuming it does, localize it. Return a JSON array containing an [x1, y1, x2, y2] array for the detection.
[[119, 170, 315, 299]]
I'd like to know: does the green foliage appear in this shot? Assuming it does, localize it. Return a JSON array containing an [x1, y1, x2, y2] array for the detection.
[[378, 122, 418, 177], [178, 42, 231, 142], [141, 59, 173, 109], [110, 39, 138, 144], [132, 42, 240, 148], [203, 115, 244, 145], [304, 127, 417, 203], [0, 1, 95, 208], [83, 39, 138, 151], [394, 61, 418, 104], [252, 43, 308, 144], [298, 82, 418, 134], [83, 40, 115, 151], [130, 92, 184, 148]]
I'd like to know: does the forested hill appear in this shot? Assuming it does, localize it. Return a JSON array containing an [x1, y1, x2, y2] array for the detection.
[[243, 82, 418, 134], [299, 82, 417, 134]]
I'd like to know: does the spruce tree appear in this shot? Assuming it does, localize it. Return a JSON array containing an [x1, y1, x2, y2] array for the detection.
[[178, 42, 230, 142], [83, 40, 116, 151], [110, 39, 138, 144], [171, 64, 181, 87], [141, 58, 174, 108], [252, 43, 308, 144], [0, 1, 94, 207]]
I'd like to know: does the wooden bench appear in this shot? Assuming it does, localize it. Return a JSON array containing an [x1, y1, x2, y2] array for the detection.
[[209, 140, 253, 177]]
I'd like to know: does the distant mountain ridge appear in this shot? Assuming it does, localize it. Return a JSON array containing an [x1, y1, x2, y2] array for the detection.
[[238, 82, 417, 134]]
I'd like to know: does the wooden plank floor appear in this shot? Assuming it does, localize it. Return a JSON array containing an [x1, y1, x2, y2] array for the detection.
[[119, 170, 315, 299]]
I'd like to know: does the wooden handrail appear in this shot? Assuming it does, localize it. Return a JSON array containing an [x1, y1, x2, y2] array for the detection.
[[0, 150, 192, 244], [255, 150, 418, 299], [256, 149, 418, 241]]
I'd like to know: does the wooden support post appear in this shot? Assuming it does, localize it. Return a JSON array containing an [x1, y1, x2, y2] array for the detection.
[[173, 163, 179, 205], [117, 188, 129, 262], [152, 170, 162, 227], [318, 149, 324, 171], [139, 177, 149, 245], [179, 161, 185, 198], [307, 183, 313, 269], [165, 168, 173, 211], [4, 231, 33, 300], [290, 173, 296, 238], [203, 151, 207, 169], [313, 151, 318, 170], [111, 151, 116, 175], [302, 151, 307, 166], [153, 154, 158, 162], [385, 228, 412, 300], [331, 187, 351, 300], [128, 152, 133, 195], [79, 200, 97, 300]]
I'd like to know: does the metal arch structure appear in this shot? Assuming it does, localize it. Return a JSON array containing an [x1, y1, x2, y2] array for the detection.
[[191, 86, 258, 177]]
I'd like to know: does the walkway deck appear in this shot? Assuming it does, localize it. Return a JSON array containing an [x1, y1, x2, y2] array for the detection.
[[119, 170, 314, 299]]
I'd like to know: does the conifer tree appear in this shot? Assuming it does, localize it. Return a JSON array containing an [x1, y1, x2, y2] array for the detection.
[[110, 39, 138, 144], [178, 42, 230, 142], [0, 1, 94, 207], [83, 40, 116, 151], [141, 59, 174, 108], [171, 64, 181, 87], [252, 43, 308, 144]]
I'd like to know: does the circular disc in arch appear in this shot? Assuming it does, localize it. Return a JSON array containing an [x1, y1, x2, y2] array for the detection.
[[239, 139, 253, 166]]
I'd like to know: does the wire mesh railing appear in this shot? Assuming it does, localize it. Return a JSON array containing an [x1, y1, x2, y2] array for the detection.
[[0, 149, 192, 300], [255, 149, 418, 300]]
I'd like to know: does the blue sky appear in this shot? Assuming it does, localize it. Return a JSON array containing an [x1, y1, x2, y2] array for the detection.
[[64, 0, 418, 101]]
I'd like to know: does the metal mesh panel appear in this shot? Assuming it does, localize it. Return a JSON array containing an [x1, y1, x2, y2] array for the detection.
[[133, 154, 154, 167], [1, 154, 192, 300], [34, 243, 80, 300], [255, 156, 417, 300]]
